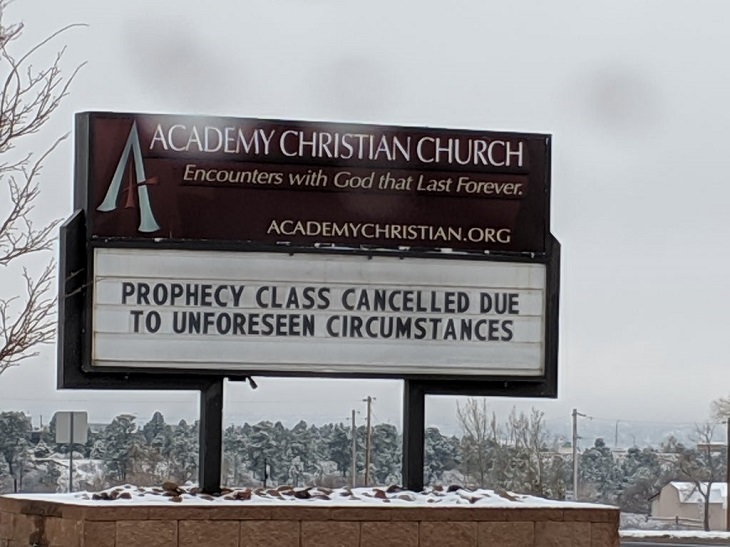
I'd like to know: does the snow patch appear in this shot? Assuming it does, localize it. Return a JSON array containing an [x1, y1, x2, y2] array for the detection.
[[620, 530, 730, 540], [5, 483, 615, 509]]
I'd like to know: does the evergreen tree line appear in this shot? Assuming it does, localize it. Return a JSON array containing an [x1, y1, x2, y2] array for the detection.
[[0, 408, 724, 515]]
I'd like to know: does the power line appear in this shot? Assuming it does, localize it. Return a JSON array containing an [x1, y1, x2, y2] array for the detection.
[[581, 415, 707, 427]]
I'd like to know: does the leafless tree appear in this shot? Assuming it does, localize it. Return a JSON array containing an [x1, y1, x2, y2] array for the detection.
[[711, 395, 730, 422], [677, 422, 724, 531], [0, 2, 83, 377], [509, 407, 548, 495], [456, 398, 493, 487], [457, 401, 565, 496]]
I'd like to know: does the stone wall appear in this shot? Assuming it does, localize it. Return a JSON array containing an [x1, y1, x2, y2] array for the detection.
[[0, 496, 619, 547]]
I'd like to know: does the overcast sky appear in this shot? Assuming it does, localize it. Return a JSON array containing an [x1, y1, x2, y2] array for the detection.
[[1, 1, 729, 441]]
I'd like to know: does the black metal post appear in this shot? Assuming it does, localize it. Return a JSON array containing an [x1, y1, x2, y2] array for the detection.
[[199, 378, 224, 495], [402, 379, 426, 491], [69, 416, 74, 493], [263, 457, 268, 489]]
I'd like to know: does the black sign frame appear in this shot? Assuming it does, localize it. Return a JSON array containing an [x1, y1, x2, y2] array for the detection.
[[58, 112, 561, 493], [59, 211, 559, 390]]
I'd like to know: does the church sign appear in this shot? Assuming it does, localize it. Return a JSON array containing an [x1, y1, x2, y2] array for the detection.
[[79, 113, 550, 254], [92, 248, 547, 377], [60, 112, 558, 387]]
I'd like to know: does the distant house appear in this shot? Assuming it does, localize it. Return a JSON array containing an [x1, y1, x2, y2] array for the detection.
[[650, 481, 727, 531]]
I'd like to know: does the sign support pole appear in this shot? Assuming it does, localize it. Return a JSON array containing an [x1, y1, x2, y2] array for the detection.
[[199, 378, 224, 495], [69, 416, 74, 493], [726, 418, 730, 531], [402, 380, 425, 491]]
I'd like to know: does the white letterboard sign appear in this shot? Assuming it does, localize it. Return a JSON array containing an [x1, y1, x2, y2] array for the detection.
[[92, 248, 546, 376]]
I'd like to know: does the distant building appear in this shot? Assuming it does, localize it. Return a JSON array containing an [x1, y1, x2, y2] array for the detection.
[[649, 481, 727, 531]]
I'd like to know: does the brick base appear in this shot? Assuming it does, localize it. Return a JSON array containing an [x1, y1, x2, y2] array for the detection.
[[0, 496, 619, 547]]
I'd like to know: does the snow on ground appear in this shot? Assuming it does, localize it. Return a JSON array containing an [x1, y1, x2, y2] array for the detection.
[[619, 512, 730, 540], [620, 530, 730, 540], [5, 483, 614, 509]]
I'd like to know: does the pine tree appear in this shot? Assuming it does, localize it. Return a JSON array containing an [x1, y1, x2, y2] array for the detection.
[[142, 411, 170, 447], [370, 423, 401, 485], [101, 414, 142, 483], [424, 427, 458, 485], [167, 419, 198, 484], [246, 421, 279, 485], [306, 423, 327, 483], [579, 438, 619, 504], [618, 446, 663, 513], [288, 420, 314, 485], [325, 423, 351, 478], [223, 424, 248, 486], [0, 411, 32, 492], [141, 411, 172, 480]]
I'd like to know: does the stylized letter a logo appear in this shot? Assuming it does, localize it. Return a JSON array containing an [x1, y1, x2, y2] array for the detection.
[[97, 121, 161, 233]]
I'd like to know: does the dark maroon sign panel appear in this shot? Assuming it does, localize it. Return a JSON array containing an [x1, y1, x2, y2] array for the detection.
[[77, 113, 550, 254]]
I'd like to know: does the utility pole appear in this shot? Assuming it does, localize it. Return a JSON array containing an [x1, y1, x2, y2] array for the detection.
[[363, 396, 374, 487], [572, 408, 587, 501], [351, 409, 357, 488]]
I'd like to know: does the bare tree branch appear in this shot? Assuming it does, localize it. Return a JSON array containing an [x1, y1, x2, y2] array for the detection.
[[0, 3, 86, 151], [0, 138, 65, 265], [710, 396, 730, 421], [0, 3, 84, 377], [456, 398, 491, 487], [0, 262, 55, 375], [510, 407, 547, 495], [676, 422, 723, 531]]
